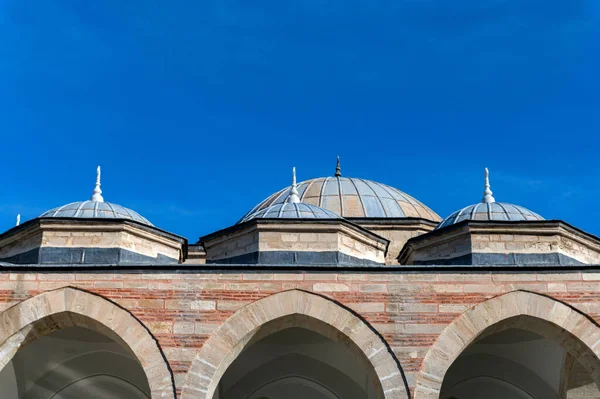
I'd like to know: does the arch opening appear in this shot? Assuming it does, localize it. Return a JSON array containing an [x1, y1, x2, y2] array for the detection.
[[182, 289, 408, 399], [440, 316, 600, 399], [0, 322, 151, 399], [415, 291, 600, 399], [0, 287, 175, 399], [213, 314, 383, 399]]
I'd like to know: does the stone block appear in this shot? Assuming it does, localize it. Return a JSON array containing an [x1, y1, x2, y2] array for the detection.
[[191, 300, 216, 311], [174, 321, 194, 334], [313, 283, 350, 292]]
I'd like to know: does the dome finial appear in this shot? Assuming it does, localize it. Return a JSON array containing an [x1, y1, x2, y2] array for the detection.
[[335, 156, 341, 177], [482, 167, 495, 203], [91, 166, 104, 202], [287, 166, 301, 204], [16, 214, 20, 226]]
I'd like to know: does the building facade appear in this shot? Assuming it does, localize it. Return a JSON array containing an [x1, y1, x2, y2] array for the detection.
[[1, 163, 600, 399]]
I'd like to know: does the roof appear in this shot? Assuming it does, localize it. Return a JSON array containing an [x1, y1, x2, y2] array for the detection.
[[40, 201, 153, 226], [436, 202, 544, 229], [240, 202, 340, 223], [436, 168, 544, 229], [241, 176, 440, 222], [37, 166, 153, 226]]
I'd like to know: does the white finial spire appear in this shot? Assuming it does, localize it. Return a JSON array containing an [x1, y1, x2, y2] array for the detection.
[[16, 214, 20, 226], [91, 166, 104, 202], [482, 167, 495, 203], [287, 167, 300, 204]]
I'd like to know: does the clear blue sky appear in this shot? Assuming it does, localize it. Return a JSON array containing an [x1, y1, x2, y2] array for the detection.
[[1, 0, 599, 241]]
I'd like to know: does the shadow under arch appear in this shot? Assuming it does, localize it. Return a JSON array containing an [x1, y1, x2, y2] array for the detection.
[[248, 375, 342, 399], [414, 290, 600, 399], [181, 289, 409, 399], [0, 287, 175, 398]]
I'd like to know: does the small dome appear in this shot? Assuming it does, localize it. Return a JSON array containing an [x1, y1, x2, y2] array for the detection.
[[240, 202, 340, 223], [436, 168, 544, 230], [39, 166, 152, 226], [41, 201, 153, 226], [436, 202, 544, 229]]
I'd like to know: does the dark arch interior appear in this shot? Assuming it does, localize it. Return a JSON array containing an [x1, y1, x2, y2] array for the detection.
[[213, 315, 385, 399], [440, 316, 600, 399], [0, 326, 151, 399]]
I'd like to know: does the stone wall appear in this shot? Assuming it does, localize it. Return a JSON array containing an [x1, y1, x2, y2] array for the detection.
[[471, 232, 600, 265], [41, 227, 182, 262], [567, 359, 600, 398], [0, 229, 42, 263], [2, 269, 600, 397], [203, 221, 387, 265], [357, 221, 435, 265], [401, 222, 600, 265], [204, 228, 258, 261], [259, 231, 339, 252], [0, 221, 185, 264], [403, 234, 471, 264]]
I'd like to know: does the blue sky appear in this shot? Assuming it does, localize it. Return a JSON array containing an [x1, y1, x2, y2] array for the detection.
[[1, 0, 599, 241]]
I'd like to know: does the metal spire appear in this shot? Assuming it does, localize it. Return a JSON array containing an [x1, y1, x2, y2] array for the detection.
[[335, 156, 341, 177], [91, 166, 104, 202], [287, 166, 300, 204], [482, 167, 496, 203], [16, 214, 20, 226]]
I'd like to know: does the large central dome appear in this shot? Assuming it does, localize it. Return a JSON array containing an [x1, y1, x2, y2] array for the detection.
[[241, 167, 440, 222]]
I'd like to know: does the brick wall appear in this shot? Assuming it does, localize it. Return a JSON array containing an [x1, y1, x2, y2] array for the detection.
[[2, 270, 600, 397]]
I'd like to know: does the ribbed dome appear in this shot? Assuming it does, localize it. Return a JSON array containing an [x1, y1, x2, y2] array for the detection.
[[240, 202, 340, 223], [436, 202, 544, 229], [41, 201, 153, 226], [242, 176, 440, 222], [38, 166, 153, 226], [437, 168, 545, 230]]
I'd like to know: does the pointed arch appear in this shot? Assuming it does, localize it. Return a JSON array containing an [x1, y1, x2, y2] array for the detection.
[[414, 290, 600, 399], [181, 289, 408, 399], [0, 287, 174, 398]]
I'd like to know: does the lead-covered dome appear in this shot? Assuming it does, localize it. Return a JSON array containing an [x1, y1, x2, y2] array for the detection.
[[241, 160, 440, 222], [39, 166, 153, 226], [436, 168, 544, 230], [41, 201, 153, 226], [240, 202, 339, 223], [437, 202, 544, 229]]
